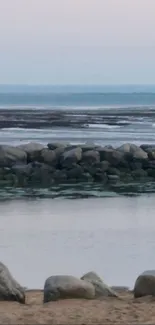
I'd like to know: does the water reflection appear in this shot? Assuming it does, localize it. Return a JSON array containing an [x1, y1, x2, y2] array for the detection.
[[0, 196, 155, 289]]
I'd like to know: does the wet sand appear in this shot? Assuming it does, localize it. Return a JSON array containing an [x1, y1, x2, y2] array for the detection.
[[0, 107, 154, 129], [1, 290, 155, 324]]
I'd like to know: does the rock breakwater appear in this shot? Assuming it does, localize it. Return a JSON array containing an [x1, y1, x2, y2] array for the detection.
[[0, 142, 155, 188]]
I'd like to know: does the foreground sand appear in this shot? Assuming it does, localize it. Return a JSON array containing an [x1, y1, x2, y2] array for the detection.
[[1, 290, 155, 324]]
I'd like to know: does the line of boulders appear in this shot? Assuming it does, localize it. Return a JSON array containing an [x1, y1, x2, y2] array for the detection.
[[1, 262, 155, 304], [0, 263, 119, 304], [0, 142, 155, 187]]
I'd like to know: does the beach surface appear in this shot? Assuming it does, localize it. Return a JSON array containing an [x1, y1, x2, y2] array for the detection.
[[1, 290, 155, 324]]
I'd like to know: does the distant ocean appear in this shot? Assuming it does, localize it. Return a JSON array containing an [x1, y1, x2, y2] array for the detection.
[[0, 84, 155, 147]]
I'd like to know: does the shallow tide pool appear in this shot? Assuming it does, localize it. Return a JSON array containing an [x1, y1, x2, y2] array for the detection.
[[0, 195, 155, 289]]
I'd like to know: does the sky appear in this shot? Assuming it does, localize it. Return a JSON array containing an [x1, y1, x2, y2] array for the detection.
[[0, 0, 155, 85]]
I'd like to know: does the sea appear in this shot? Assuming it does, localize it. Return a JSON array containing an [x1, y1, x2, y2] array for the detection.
[[0, 84, 155, 290], [0, 84, 155, 147]]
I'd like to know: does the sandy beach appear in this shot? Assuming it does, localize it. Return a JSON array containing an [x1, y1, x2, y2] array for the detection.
[[0, 290, 155, 324]]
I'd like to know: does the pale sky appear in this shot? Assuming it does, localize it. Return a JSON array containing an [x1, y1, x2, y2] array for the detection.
[[0, 0, 155, 85]]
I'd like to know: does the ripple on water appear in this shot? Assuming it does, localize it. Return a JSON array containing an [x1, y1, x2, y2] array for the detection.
[[0, 181, 155, 200]]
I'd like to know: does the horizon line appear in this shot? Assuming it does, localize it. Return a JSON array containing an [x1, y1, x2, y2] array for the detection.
[[0, 83, 155, 87]]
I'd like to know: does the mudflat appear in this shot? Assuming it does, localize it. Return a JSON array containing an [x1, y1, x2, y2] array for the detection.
[[0, 290, 155, 324]]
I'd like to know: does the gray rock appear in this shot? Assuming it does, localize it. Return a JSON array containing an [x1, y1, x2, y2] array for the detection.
[[0, 262, 25, 303], [87, 162, 109, 181], [66, 165, 84, 179], [94, 172, 108, 183], [18, 142, 44, 153], [141, 270, 155, 276], [29, 163, 55, 186], [148, 150, 155, 160], [81, 271, 118, 298], [0, 145, 27, 167], [140, 144, 155, 152], [79, 172, 93, 182], [129, 161, 142, 170], [11, 163, 33, 176], [43, 275, 95, 303], [99, 148, 125, 166], [54, 146, 66, 158], [142, 159, 155, 170], [81, 144, 98, 153], [134, 274, 155, 298], [61, 147, 82, 166], [41, 148, 56, 165], [81, 271, 103, 284], [103, 145, 114, 149], [117, 143, 139, 153], [147, 168, 155, 177], [133, 150, 148, 160], [47, 143, 65, 150], [132, 169, 148, 179], [97, 161, 110, 172], [53, 170, 67, 182], [64, 145, 79, 151], [107, 167, 121, 176], [117, 143, 148, 160], [82, 150, 100, 163], [18, 142, 44, 162]]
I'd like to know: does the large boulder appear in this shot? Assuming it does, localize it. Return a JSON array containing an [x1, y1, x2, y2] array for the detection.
[[28, 162, 55, 186], [107, 167, 121, 176], [66, 165, 84, 180], [140, 144, 155, 152], [117, 143, 148, 160], [18, 142, 44, 153], [147, 150, 155, 160], [47, 143, 66, 151], [131, 168, 148, 179], [54, 146, 66, 158], [129, 161, 142, 170], [11, 163, 33, 186], [11, 163, 33, 176], [97, 161, 110, 172], [0, 262, 25, 303], [81, 144, 99, 153], [143, 159, 155, 170], [47, 144, 66, 160], [147, 168, 155, 177], [60, 147, 82, 167], [41, 148, 56, 165], [82, 150, 100, 164], [98, 148, 125, 166], [18, 142, 44, 162], [134, 274, 155, 298], [43, 275, 95, 303], [52, 170, 67, 182], [81, 271, 118, 298], [0, 145, 27, 167], [141, 270, 155, 276]]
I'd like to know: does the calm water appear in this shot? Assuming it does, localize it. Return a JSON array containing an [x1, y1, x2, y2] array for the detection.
[[1, 196, 155, 289]]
